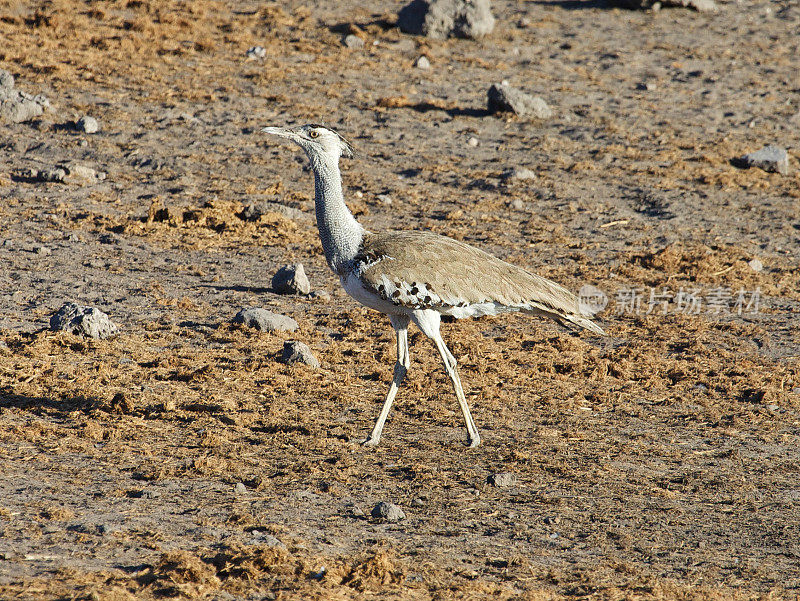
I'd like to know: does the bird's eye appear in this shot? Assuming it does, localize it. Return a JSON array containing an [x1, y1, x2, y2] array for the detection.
[[309, 130, 319, 139]]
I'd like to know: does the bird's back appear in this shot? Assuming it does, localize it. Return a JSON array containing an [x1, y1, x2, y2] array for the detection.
[[353, 230, 604, 334]]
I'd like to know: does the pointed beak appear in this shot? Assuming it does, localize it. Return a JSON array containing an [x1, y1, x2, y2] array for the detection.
[[262, 126, 297, 140]]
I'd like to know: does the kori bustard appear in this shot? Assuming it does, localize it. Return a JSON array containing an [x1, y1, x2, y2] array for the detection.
[[263, 124, 604, 447]]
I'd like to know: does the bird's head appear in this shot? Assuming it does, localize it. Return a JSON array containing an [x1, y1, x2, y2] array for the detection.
[[262, 123, 355, 161]]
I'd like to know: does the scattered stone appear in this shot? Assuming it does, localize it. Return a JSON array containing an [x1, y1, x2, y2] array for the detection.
[[748, 258, 763, 272], [250, 531, 286, 549], [509, 199, 525, 210], [376, 194, 393, 205], [487, 83, 552, 119], [487, 472, 517, 488], [309, 290, 331, 302], [371, 501, 406, 522], [63, 163, 106, 183], [613, 0, 717, 10], [636, 81, 657, 91], [0, 69, 50, 123], [50, 302, 119, 340], [736, 145, 789, 175], [241, 200, 306, 222], [246, 45, 267, 59], [75, 115, 99, 134], [467, 136, 479, 147], [502, 167, 537, 181], [34, 246, 51, 256], [343, 34, 365, 49], [19, 163, 105, 184], [24, 167, 66, 183], [272, 263, 311, 295], [346, 503, 366, 518], [415, 55, 431, 70], [410, 497, 426, 508], [281, 341, 320, 368], [234, 482, 247, 494], [398, 0, 495, 40], [233, 308, 298, 332]]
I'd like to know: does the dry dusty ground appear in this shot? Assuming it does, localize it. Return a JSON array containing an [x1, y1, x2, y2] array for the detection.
[[0, 0, 799, 599]]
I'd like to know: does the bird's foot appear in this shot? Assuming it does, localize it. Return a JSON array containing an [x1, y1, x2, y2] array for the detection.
[[467, 435, 481, 448], [362, 436, 380, 447]]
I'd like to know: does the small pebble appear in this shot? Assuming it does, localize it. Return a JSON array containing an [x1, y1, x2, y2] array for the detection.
[[310, 566, 327, 580], [487, 472, 517, 488], [377, 194, 393, 205], [487, 83, 552, 119], [234, 482, 247, 494], [250, 531, 286, 548], [415, 55, 431, 69], [502, 167, 537, 181], [748, 258, 763, 272], [738, 145, 790, 175], [233, 308, 298, 332], [272, 263, 311, 295], [371, 501, 405, 522], [343, 34, 364, 49], [467, 137, 479, 147], [75, 116, 99, 134], [309, 290, 331, 302], [246, 45, 266, 59], [509, 199, 525, 210], [636, 81, 657, 91], [281, 341, 320, 368]]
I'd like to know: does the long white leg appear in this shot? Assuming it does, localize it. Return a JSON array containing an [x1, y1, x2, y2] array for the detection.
[[363, 314, 410, 446], [412, 310, 481, 447]]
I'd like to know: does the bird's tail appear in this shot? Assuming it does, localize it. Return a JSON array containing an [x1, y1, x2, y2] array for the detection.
[[562, 313, 606, 336]]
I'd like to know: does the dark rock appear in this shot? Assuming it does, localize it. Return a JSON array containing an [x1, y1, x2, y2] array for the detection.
[[487, 472, 517, 487], [50, 302, 119, 340], [281, 341, 320, 368], [343, 34, 365, 49], [0, 70, 49, 123], [241, 200, 306, 222], [371, 501, 406, 522], [736, 145, 789, 175], [398, 0, 495, 40], [488, 83, 552, 119], [233, 308, 298, 332], [75, 116, 99, 134], [272, 263, 311, 295]]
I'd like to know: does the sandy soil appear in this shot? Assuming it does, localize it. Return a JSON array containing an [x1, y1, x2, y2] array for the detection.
[[0, 0, 799, 599]]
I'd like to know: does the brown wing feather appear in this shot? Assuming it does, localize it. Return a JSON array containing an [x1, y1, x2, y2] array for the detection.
[[355, 231, 603, 334]]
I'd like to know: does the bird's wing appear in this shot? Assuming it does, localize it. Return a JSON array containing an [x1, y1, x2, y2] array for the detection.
[[354, 231, 604, 334]]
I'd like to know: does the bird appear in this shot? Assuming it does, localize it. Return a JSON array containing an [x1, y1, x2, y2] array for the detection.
[[262, 123, 604, 447]]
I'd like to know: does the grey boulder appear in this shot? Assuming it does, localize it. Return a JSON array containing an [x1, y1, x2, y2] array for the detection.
[[398, 0, 495, 40], [50, 303, 119, 340]]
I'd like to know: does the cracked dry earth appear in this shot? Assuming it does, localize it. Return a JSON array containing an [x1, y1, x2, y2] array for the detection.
[[0, 0, 799, 599]]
